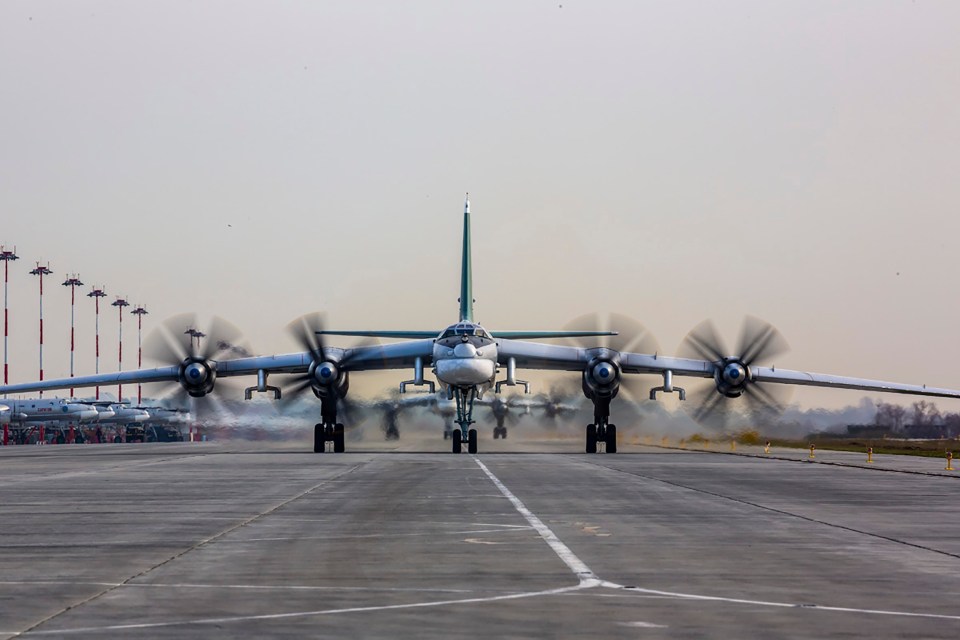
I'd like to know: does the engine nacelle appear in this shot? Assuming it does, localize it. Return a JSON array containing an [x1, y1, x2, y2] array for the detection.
[[310, 360, 349, 400], [715, 358, 751, 398], [178, 357, 217, 398], [582, 356, 621, 400]]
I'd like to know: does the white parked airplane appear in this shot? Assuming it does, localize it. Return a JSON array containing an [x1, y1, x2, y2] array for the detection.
[[89, 401, 150, 424], [1, 398, 100, 424], [2, 196, 959, 454]]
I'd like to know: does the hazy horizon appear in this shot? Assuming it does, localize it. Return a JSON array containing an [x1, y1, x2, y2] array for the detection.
[[2, 1, 959, 414]]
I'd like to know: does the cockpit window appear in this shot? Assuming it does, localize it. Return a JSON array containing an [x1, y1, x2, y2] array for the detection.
[[439, 324, 488, 339]]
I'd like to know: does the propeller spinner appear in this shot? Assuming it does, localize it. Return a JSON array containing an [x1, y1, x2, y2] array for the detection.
[[678, 315, 792, 430]]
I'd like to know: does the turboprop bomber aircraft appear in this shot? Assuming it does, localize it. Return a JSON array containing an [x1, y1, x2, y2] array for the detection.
[[2, 195, 960, 454]]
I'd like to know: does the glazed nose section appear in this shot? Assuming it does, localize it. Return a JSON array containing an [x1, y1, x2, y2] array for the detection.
[[453, 342, 478, 358]]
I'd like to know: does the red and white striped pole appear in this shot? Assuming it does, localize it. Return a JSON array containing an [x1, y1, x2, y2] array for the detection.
[[131, 305, 148, 404], [29, 262, 53, 397], [0, 246, 16, 447], [88, 287, 107, 399], [112, 297, 129, 401], [62, 275, 84, 397]]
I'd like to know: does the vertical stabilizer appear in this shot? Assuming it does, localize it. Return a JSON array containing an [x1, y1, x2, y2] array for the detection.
[[459, 194, 473, 322]]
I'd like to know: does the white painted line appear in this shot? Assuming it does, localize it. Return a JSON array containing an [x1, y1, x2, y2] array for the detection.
[[26, 584, 590, 635], [612, 585, 960, 621], [124, 583, 475, 594], [473, 457, 599, 585]]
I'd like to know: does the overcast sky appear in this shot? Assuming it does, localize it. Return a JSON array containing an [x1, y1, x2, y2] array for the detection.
[[1, 1, 959, 411]]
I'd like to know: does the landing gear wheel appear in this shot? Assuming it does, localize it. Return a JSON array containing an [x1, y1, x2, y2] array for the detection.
[[333, 423, 345, 453], [452, 433, 462, 454], [605, 424, 617, 453], [468, 428, 478, 454], [385, 425, 400, 441], [316, 424, 328, 453], [443, 430, 451, 440], [586, 424, 597, 454]]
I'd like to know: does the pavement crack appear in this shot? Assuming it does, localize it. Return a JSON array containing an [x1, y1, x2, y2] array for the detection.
[[574, 458, 960, 563], [10, 460, 369, 638]]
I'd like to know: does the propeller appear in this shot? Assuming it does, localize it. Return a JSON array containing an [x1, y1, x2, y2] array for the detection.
[[525, 381, 584, 424], [564, 312, 660, 404], [141, 313, 250, 417], [278, 312, 373, 424], [678, 316, 792, 430]]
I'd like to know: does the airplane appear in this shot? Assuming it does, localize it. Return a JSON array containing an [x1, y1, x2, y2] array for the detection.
[[2, 195, 960, 455], [89, 401, 150, 424], [0, 398, 100, 424], [0, 398, 101, 444], [368, 390, 553, 440]]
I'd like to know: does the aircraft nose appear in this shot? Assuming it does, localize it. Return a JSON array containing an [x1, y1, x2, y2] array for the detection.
[[453, 342, 478, 358]]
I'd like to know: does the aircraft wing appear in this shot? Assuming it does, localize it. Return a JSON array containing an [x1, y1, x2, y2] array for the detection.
[[0, 341, 436, 396], [498, 340, 960, 400]]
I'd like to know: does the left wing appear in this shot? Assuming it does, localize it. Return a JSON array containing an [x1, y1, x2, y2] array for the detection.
[[497, 340, 960, 400]]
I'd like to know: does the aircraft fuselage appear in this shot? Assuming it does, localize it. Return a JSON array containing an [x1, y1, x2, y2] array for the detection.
[[432, 322, 498, 390]]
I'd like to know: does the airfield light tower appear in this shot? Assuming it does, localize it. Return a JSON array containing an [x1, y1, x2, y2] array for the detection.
[[130, 305, 148, 404], [185, 328, 205, 352], [29, 262, 53, 397], [112, 297, 129, 401], [87, 286, 107, 399], [61, 274, 84, 397], [0, 246, 15, 446]]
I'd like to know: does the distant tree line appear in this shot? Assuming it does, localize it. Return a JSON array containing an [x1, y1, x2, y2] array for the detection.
[[873, 400, 960, 438]]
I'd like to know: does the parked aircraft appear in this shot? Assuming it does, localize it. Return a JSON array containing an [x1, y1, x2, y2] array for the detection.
[[3, 196, 959, 455]]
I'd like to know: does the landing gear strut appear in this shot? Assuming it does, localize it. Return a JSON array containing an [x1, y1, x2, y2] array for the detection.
[[451, 386, 479, 454], [314, 396, 346, 453], [492, 415, 508, 440], [585, 396, 617, 454]]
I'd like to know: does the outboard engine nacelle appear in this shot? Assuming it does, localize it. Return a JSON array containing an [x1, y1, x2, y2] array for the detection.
[[715, 358, 751, 398], [179, 357, 217, 397]]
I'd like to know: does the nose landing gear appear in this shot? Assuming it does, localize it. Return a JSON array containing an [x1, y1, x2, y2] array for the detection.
[[451, 386, 479, 454]]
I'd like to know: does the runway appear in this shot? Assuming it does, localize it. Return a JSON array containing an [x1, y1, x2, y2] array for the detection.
[[1, 438, 959, 638]]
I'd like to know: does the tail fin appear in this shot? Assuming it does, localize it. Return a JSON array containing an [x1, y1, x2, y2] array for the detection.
[[459, 194, 473, 322]]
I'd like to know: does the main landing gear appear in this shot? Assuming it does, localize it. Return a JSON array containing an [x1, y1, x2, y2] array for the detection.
[[585, 422, 617, 454], [585, 396, 618, 454], [314, 396, 345, 453], [315, 423, 345, 453], [492, 425, 508, 439], [450, 386, 479, 454]]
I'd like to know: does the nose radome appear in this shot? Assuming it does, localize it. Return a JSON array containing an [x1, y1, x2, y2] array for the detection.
[[453, 342, 478, 358]]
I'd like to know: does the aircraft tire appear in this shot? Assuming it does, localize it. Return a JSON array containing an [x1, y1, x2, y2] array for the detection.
[[605, 424, 617, 454], [502, 427, 508, 439], [452, 433, 462, 454], [586, 424, 597, 454], [314, 424, 325, 453], [468, 429, 478, 454], [333, 423, 345, 453]]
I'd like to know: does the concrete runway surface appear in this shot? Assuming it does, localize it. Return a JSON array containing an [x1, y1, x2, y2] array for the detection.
[[1, 438, 958, 638]]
